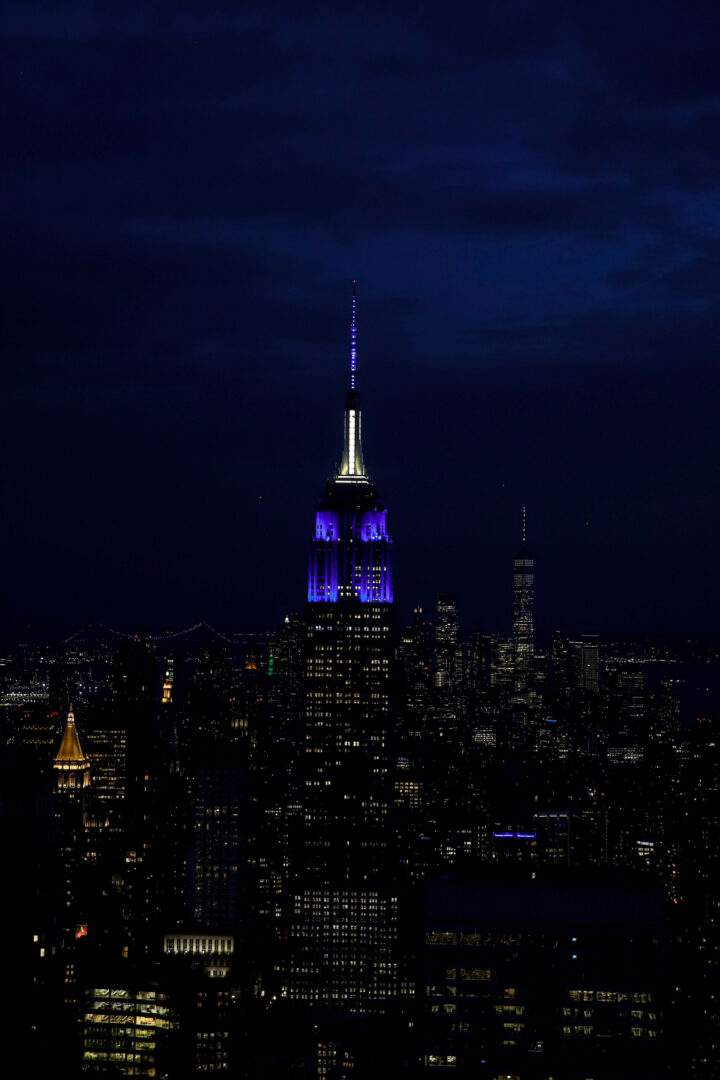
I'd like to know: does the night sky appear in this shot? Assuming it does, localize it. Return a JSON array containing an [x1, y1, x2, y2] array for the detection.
[[4, 2, 720, 639]]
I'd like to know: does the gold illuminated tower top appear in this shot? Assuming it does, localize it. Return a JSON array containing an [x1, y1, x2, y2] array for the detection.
[[162, 662, 174, 705], [53, 704, 91, 790]]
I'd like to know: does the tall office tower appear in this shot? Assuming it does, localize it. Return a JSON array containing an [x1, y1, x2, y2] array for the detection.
[[488, 636, 515, 691], [398, 606, 434, 701], [464, 632, 489, 696], [288, 284, 408, 1017], [83, 728, 127, 805], [253, 613, 304, 922], [572, 635, 600, 693], [162, 933, 241, 1075], [111, 636, 160, 818], [82, 724, 128, 865], [82, 984, 177, 1076], [434, 594, 461, 690], [512, 506, 535, 690], [187, 750, 249, 931], [110, 639, 188, 956], [551, 631, 572, 701], [52, 706, 92, 1032], [397, 607, 433, 759]]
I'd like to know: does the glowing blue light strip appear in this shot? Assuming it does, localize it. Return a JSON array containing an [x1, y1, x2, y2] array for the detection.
[[492, 831, 537, 839], [350, 279, 358, 390], [308, 509, 393, 604]]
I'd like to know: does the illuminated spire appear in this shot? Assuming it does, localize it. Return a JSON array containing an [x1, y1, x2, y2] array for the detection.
[[54, 705, 90, 789], [513, 506, 535, 692], [349, 278, 358, 391], [337, 280, 368, 483]]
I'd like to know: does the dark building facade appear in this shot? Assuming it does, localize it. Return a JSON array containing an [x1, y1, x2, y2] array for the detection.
[[421, 876, 667, 1079]]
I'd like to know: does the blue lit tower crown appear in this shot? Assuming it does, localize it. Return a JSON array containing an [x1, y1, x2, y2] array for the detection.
[[307, 282, 393, 605]]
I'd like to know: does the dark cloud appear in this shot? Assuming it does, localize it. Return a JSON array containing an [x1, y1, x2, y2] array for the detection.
[[609, 236, 720, 304]]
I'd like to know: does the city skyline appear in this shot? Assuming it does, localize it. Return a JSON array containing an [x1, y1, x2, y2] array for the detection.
[[1, 281, 712, 643], [4, 282, 705, 648], [5, 2, 719, 639], [6, 8, 720, 1076]]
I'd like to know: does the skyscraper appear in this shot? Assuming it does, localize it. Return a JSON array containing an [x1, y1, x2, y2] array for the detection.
[[302, 281, 393, 881], [574, 634, 600, 693], [187, 753, 249, 930], [434, 594, 461, 691], [52, 706, 91, 1033], [287, 284, 408, 1016], [53, 704, 90, 793], [512, 506, 535, 691]]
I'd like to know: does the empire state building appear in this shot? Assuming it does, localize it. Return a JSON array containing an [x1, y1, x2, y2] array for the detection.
[[306, 282, 392, 608], [286, 284, 408, 1014]]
